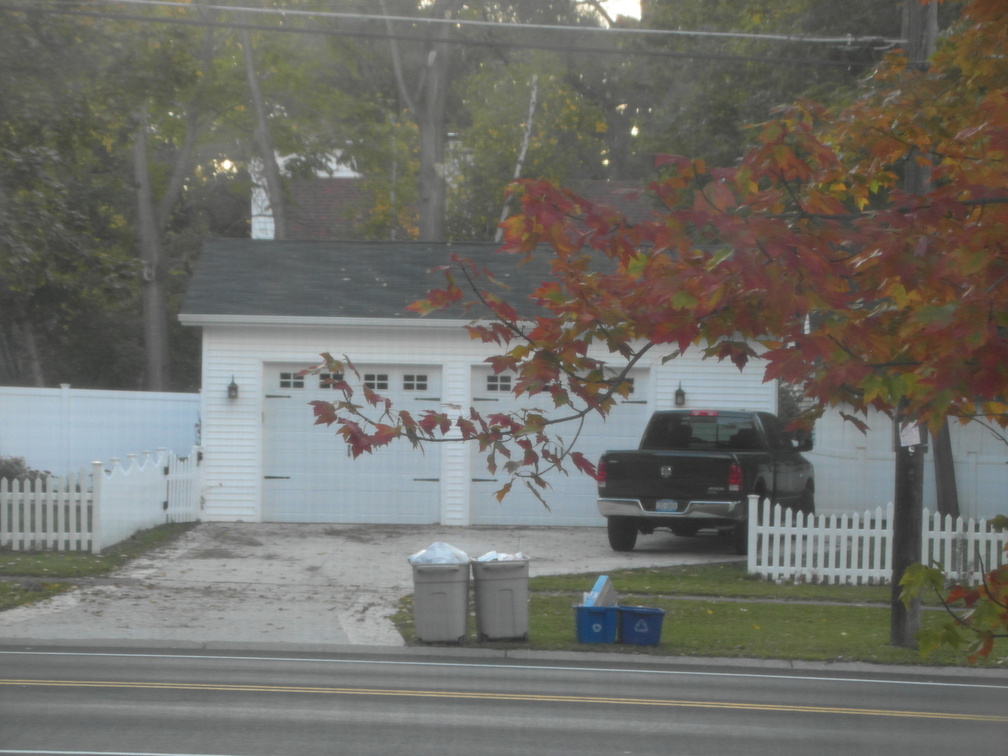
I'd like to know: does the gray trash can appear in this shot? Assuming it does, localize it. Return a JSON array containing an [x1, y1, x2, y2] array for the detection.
[[471, 559, 530, 641], [411, 563, 470, 643]]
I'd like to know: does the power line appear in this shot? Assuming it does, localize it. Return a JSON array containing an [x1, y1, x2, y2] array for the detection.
[[1, 0, 897, 68], [68, 0, 906, 47]]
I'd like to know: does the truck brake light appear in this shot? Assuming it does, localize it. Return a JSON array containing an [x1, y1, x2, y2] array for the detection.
[[597, 459, 607, 487], [728, 462, 743, 492], [690, 410, 718, 416]]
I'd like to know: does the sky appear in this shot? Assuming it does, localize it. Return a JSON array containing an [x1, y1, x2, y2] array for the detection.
[[603, 1, 641, 21]]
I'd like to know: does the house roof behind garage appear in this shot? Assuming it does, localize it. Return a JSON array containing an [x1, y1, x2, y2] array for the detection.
[[180, 239, 560, 322]]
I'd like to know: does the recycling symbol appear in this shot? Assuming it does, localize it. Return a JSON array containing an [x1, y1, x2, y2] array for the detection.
[[634, 620, 650, 633]]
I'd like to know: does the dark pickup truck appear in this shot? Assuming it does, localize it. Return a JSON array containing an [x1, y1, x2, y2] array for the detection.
[[597, 409, 814, 554]]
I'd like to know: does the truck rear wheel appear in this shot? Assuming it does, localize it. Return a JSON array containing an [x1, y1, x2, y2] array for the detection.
[[732, 522, 748, 555], [607, 517, 638, 552], [733, 490, 766, 555], [799, 485, 816, 517]]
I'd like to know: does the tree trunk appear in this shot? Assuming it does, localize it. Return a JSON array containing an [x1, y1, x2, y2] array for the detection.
[[496, 75, 538, 242], [933, 421, 960, 518], [11, 302, 45, 387], [382, 0, 460, 242], [128, 22, 208, 392], [241, 25, 288, 241], [132, 120, 171, 392], [415, 8, 452, 241], [416, 104, 446, 241]]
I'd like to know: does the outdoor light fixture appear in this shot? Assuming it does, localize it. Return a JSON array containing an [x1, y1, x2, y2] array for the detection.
[[674, 382, 686, 407], [227, 376, 239, 400]]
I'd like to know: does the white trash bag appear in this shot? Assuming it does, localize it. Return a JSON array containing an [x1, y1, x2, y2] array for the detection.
[[407, 542, 470, 565], [475, 550, 528, 562]]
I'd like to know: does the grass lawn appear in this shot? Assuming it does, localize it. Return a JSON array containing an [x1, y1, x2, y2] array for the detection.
[[0, 580, 71, 612], [393, 562, 1003, 668]]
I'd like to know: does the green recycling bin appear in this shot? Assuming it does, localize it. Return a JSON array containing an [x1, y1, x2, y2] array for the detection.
[[471, 558, 530, 641], [411, 563, 470, 643]]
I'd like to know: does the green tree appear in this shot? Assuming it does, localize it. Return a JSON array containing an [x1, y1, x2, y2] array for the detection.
[[625, 0, 908, 166], [0, 4, 247, 390], [450, 53, 611, 240], [0, 12, 137, 387], [366, 0, 613, 240]]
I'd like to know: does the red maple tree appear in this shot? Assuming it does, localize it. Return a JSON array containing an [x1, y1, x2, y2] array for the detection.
[[312, 0, 1008, 656]]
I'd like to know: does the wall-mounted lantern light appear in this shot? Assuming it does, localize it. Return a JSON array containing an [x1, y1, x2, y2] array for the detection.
[[227, 376, 239, 400], [674, 382, 686, 407]]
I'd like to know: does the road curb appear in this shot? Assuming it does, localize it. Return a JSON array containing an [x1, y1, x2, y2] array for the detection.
[[1, 637, 1005, 680]]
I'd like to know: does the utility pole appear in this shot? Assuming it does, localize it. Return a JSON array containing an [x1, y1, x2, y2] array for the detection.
[[890, 0, 937, 649], [891, 412, 927, 647]]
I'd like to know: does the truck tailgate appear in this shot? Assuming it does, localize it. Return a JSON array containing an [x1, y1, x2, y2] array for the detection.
[[600, 450, 738, 502]]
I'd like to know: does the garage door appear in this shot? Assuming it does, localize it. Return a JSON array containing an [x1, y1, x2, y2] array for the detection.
[[262, 364, 442, 523], [469, 367, 651, 526]]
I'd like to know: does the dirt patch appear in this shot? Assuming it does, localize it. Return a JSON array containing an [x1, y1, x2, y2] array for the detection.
[[326, 525, 412, 545], [186, 548, 243, 560], [208, 530, 265, 548]]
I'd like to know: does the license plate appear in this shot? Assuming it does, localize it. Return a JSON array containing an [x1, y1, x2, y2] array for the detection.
[[656, 499, 680, 512]]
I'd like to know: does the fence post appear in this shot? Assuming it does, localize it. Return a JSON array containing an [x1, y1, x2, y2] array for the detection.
[[90, 460, 104, 554], [747, 494, 759, 569], [0, 476, 9, 551]]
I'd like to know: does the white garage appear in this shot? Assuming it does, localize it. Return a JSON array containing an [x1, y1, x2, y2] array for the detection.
[[180, 240, 779, 525]]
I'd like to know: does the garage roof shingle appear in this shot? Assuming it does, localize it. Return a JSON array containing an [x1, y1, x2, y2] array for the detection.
[[180, 239, 555, 321]]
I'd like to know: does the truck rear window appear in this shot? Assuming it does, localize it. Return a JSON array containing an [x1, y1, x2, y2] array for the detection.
[[641, 414, 761, 451]]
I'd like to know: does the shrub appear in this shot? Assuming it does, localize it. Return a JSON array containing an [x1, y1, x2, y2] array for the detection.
[[0, 456, 48, 486]]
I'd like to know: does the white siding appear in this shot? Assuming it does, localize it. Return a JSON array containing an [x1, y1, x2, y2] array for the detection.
[[806, 408, 1008, 519], [200, 327, 265, 521], [658, 355, 775, 412]]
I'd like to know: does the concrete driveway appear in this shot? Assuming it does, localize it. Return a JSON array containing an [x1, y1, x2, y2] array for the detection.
[[0, 522, 742, 650]]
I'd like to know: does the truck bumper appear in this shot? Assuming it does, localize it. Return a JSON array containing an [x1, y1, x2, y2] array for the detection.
[[597, 497, 744, 522]]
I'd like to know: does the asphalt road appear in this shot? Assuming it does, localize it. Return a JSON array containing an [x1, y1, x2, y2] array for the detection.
[[1, 647, 1006, 756]]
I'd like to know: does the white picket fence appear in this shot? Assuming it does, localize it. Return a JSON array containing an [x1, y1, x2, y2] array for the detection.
[[747, 496, 1008, 585], [0, 447, 202, 554]]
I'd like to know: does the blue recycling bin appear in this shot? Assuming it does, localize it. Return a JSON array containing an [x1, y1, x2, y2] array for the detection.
[[575, 605, 620, 644], [619, 606, 665, 646]]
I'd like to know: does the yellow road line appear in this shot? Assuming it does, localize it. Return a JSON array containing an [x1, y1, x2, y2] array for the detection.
[[2, 679, 1004, 723]]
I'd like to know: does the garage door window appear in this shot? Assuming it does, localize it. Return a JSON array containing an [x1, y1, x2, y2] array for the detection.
[[486, 374, 512, 392], [403, 374, 428, 391], [320, 372, 344, 388], [279, 372, 304, 389], [364, 373, 389, 390]]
